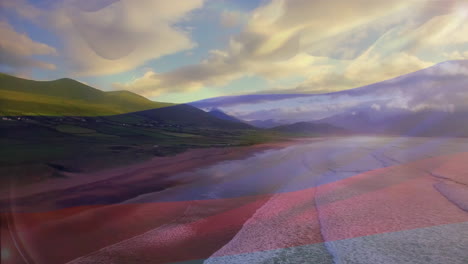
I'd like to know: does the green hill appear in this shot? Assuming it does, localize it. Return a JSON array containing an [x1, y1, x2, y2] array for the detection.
[[0, 73, 173, 116]]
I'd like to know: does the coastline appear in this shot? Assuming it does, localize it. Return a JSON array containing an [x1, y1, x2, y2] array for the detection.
[[2, 139, 316, 210]]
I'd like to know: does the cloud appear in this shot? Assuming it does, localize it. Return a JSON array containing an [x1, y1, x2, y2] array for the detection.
[[0, 0, 42, 22], [6, 0, 205, 76], [117, 0, 468, 97], [288, 0, 468, 93], [425, 59, 468, 76], [407, 8, 468, 48], [114, 49, 246, 96], [444, 51, 468, 60], [220, 10, 245, 28], [344, 51, 434, 85], [190, 60, 468, 124], [0, 20, 57, 71], [6, 0, 467, 98], [58, 0, 206, 76]]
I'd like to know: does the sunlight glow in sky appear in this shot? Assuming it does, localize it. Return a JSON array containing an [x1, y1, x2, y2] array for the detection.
[[1, 0, 467, 103]]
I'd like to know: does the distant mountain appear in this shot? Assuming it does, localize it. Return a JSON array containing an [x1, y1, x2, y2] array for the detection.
[[247, 119, 284, 128], [271, 122, 347, 135], [320, 110, 468, 137], [207, 108, 245, 123], [116, 104, 253, 130], [190, 94, 310, 109], [0, 73, 172, 116], [190, 60, 468, 137]]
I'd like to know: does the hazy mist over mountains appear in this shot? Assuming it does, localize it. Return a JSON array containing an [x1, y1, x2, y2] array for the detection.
[[192, 60, 468, 135]]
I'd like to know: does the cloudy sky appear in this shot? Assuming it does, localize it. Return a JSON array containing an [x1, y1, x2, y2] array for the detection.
[[1, 0, 467, 103]]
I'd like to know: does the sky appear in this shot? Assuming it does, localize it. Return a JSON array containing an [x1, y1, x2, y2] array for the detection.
[[1, 0, 468, 103]]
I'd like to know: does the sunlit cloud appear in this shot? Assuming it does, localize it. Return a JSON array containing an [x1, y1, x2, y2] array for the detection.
[[0, 20, 57, 73], [2, 0, 468, 100], [5, 0, 205, 76], [117, 0, 468, 98]]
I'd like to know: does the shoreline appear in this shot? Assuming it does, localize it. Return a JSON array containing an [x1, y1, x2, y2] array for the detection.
[[1, 138, 318, 209]]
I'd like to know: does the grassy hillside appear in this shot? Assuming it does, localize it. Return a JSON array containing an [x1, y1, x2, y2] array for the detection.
[[0, 73, 172, 116]]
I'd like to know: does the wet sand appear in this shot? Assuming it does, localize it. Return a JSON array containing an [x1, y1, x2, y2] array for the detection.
[[2, 139, 308, 210]]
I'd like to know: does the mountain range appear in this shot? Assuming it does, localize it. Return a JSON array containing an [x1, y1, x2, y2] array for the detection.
[[190, 60, 468, 136], [208, 108, 246, 124], [2, 60, 467, 137]]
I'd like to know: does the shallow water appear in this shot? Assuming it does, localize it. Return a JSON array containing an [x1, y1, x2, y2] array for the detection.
[[127, 136, 468, 202]]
